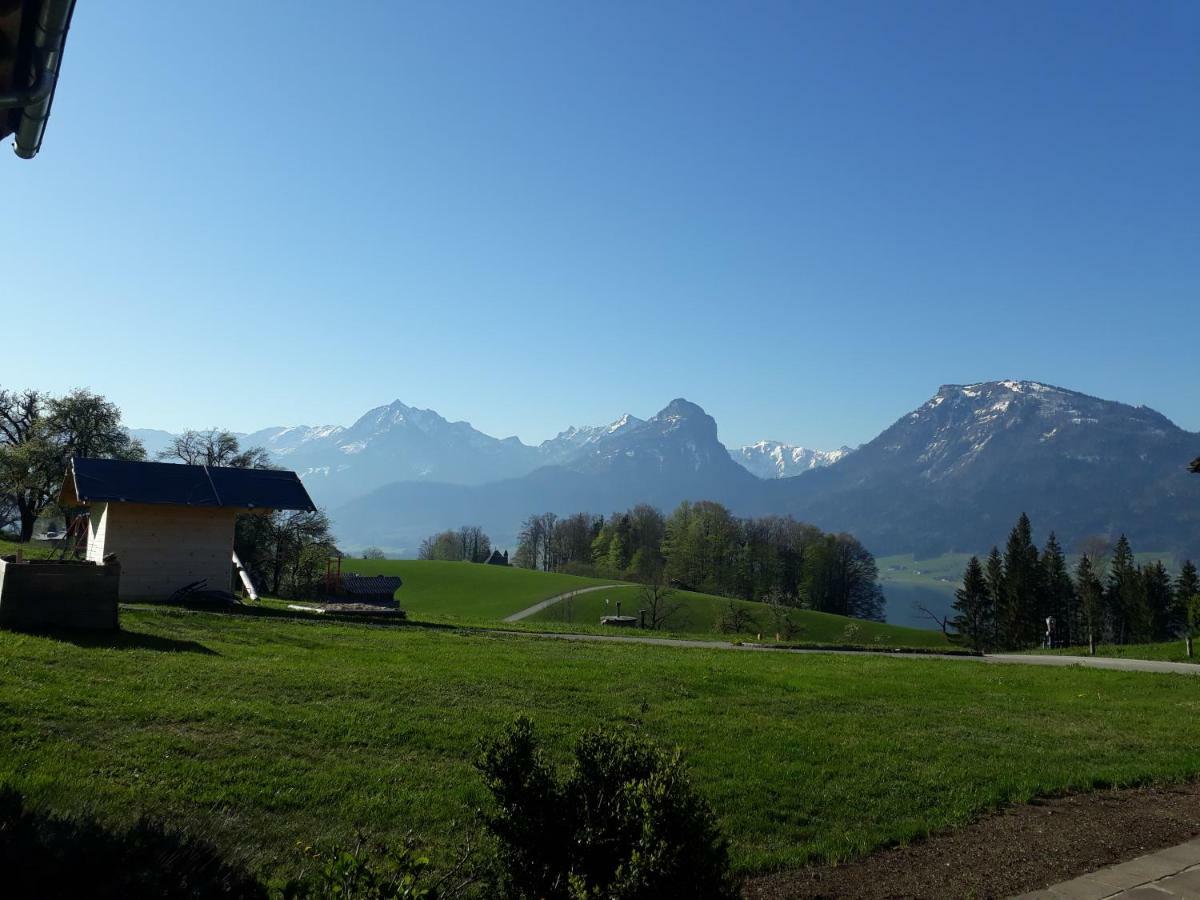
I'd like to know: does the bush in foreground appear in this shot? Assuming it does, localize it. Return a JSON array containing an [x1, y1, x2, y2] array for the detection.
[[0, 786, 265, 899], [476, 717, 738, 900]]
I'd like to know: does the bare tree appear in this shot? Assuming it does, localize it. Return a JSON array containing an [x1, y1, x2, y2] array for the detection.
[[458, 525, 492, 563], [158, 429, 272, 469], [1076, 534, 1114, 582], [514, 513, 545, 569], [912, 600, 952, 637], [538, 512, 557, 571], [638, 564, 686, 631], [715, 600, 758, 635]]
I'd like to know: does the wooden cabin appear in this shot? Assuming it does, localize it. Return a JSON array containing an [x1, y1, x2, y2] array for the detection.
[[59, 457, 316, 601]]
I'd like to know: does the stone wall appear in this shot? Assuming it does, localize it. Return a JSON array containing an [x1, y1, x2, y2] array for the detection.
[[0, 556, 120, 631]]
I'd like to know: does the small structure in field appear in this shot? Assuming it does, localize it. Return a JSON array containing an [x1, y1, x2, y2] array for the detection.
[[600, 614, 637, 628], [337, 574, 403, 605], [59, 457, 315, 601], [599, 598, 637, 628], [484, 549, 510, 566], [0, 553, 121, 630]]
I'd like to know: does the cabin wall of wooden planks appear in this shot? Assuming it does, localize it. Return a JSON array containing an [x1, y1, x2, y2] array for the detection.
[[86, 501, 239, 600]]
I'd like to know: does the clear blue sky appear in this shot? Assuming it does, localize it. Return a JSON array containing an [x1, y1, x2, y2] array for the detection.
[[3, 1, 1197, 449]]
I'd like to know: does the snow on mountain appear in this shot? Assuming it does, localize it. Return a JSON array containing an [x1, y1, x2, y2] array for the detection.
[[774, 379, 1200, 555], [887, 379, 1182, 482], [241, 424, 346, 455], [538, 413, 645, 463], [731, 441, 852, 479]]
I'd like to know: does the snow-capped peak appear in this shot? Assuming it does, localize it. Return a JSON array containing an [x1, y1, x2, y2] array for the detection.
[[731, 441, 852, 479]]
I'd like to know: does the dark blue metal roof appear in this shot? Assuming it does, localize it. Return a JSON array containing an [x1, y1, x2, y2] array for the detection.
[[341, 575, 403, 596], [63, 457, 316, 511]]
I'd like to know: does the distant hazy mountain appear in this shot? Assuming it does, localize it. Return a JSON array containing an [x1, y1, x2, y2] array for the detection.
[[131, 380, 1200, 560], [731, 441, 852, 479], [774, 380, 1200, 556], [258, 400, 541, 506], [332, 398, 759, 552], [126, 428, 177, 458]]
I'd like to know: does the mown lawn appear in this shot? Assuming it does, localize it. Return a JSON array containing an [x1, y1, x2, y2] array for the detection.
[[3, 606, 1200, 882], [528, 584, 951, 647]]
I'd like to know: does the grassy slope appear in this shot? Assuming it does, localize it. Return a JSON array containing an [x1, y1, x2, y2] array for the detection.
[[283, 558, 618, 622], [310, 559, 950, 647], [528, 584, 950, 647], [3, 607, 1200, 881]]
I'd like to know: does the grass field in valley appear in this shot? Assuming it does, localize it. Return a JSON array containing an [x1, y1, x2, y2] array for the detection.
[[315, 559, 953, 648], [3, 606, 1200, 883], [281, 557, 617, 622], [528, 583, 951, 648]]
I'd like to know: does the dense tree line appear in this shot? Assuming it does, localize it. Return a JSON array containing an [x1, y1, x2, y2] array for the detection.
[[514, 500, 885, 621], [418, 525, 493, 562], [952, 512, 1199, 651]]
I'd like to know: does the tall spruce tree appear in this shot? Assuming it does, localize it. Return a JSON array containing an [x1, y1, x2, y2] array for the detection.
[[1177, 561, 1200, 623], [984, 547, 1006, 649], [1105, 535, 1143, 644], [1041, 532, 1075, 646], [1142, 560, 1176, 640], [952, 556, 992, 651], [1075, 554, 1103, 651], [1180, 560, 1200, 650], [1001, 513, 1041, 648]]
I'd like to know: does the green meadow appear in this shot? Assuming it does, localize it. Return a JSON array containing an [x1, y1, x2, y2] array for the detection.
[[323, 557, 616, 622], [527, 582, 950, 647], [3, 605, 1200, 883]]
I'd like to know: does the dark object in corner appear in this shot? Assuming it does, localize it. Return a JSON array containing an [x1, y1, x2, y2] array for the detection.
[[0, 554, 119, 631], [0, 786, 266, 899]]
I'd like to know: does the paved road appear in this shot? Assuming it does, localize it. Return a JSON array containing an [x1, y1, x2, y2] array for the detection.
[[491, 629, 1200, 675], [502, 585, 622, 623], [1015, 837, 1200, 898]]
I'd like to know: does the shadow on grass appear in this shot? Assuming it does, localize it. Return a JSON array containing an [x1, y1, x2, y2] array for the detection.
[[0, 786, 265, 898], [139, 600, 460, 633], [21, 626, 219, 655]]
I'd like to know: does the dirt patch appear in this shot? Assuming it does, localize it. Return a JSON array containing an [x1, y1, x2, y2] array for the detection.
[[743, 782, 1200, 899]]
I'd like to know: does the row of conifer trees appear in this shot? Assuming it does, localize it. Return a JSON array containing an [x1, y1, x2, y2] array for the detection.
[[952, 513, 1198, 651]]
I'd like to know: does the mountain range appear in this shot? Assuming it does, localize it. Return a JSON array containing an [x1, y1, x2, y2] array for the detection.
[[130, 380, 1200, 560], [731, 441, 852, 479]]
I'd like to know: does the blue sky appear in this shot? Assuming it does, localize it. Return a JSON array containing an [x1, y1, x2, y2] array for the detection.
[[3, 1, 1197, 450]]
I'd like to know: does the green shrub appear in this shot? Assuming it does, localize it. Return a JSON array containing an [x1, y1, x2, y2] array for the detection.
[[714, 601, 758, 635], [275, 833, 479, 900], [277, 838, 429, 899], [476, 717, 738, 900]]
